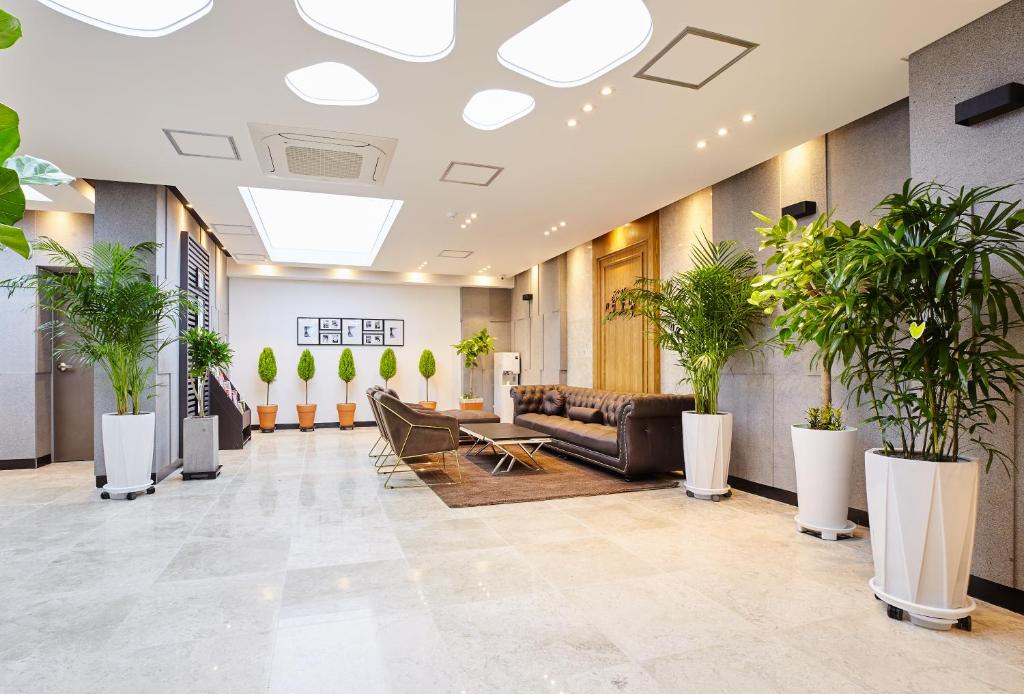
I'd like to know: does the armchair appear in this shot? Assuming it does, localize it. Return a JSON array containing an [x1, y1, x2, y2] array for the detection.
[[373, 391, 462, 488]]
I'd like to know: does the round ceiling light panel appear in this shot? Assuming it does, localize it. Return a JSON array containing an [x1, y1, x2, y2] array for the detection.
[[285, 62, 380, 106], [462, 89, 536, 131], [34, 0, 213, 37]]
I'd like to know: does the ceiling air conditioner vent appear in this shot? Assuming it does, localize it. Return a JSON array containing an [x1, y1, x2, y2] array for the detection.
[[248, 123, 397, 185]]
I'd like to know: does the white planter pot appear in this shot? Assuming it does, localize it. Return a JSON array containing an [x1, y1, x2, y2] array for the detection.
[[682, 412, 732, 501], [183, 416, 220, 478], [865, 448, 979, 630], [101, 412, 155, 495], [792, 426, 858, 540]]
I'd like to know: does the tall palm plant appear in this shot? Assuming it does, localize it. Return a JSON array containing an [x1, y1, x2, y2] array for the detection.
[[608, 236, 765, 414], [0, 239, 194, 414]]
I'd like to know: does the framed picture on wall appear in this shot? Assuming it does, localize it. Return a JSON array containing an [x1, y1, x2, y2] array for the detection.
[[363, 333, 383, 346], [297, 317, 318, 345], [341, 318, 362, 345], [320, 318, 341, 331], [320, 333, 341, 345], [383, 319, 404, 346], [363, 318, 383, 332]]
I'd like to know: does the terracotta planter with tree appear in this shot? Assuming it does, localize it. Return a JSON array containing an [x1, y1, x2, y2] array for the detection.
[[337, 347, 356, 429], [418, 349, 437, 409], [453, 328, 496, 410], [379, 347, 397, 390], [296, 349, 316, 432], [257, 347, 278, 432]]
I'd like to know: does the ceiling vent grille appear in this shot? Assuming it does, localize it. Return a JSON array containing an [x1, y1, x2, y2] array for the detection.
[[440, 161, 503, 187], [438, 249, 473, 258], [634, 27, 757, 90], [249, 123, 397, 185]]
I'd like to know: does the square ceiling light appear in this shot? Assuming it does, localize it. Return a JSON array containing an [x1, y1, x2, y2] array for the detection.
[[440, 161, 503, 186], [239, 186, 403, 266], [164, 129, 240, 160], [635, 27, 757, 90], [438, 249, 473, 258], [497, 0, 652, 88], [295, 0, 456, 62], [35, 0, 212, 37], [285, 62, 379, 106], [463, 90, 535, 131]]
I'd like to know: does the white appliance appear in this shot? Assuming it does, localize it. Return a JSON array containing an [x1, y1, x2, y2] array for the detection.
[[493, 352, 521, 423]]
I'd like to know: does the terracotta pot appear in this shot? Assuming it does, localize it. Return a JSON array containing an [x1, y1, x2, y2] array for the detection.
[[296, 404, 317, 432], [336, 402, 356, 429], [460, 398, 484, 411], [256, 405, 278, 433], [419, 401, 437, 410]]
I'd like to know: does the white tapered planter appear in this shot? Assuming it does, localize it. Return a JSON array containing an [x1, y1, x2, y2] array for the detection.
[[682, 412, 732, 501], [792, 426, 858, 540], [101, 412, 155, 495], [865, 449, 979, 630]]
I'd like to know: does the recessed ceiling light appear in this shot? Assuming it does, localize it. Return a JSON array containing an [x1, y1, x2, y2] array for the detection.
[[463, 89, 536, 131], [498, 0, 653, 88], [559, 221, 567, 227], [544, 230, 551, 236], [717, 127, 728, 136], [464, 218, 472, 225], [551, 226, 557, 232], [470, 212, 477, 219], [239, 186, 402, 266], [582, 103, 594, 113], [295, 0, 456, 62], [21, 185, 52, 203], [35, 0, 212, 37], [285, 62, 379, 106], [697, 140, 707, 149], [460, 223, 467, 229], [601, 86, 614, 96], [742, 113, 755, 123], [567, 118, 578, 127]]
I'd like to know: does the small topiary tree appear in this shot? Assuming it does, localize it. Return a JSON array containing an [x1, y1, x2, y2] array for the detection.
[[418, 349, 436, 401], [379, 348, 397, 389], [258, 347, 277, 405], [338, 348, 355, 403], [297, 349, 315, 404]]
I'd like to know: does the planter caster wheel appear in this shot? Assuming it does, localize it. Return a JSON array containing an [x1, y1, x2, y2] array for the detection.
[[711, 494, 722, 502], [685, 490, 695, 498], [100, 491, 110, 500], [956, 616, 972, 632], [146, 486, 155, 495], [886, 605, 904, 621]]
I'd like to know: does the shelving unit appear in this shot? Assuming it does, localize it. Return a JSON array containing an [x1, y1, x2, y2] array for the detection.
[[209, 371, 251, 450]]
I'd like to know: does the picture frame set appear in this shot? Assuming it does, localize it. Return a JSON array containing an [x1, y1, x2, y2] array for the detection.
[[297, 317, 404, 347]]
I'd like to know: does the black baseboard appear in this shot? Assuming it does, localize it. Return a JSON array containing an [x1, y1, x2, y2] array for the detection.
[[250, 421, 375, 432], [729, 474, 1022, 615], [0, 453, 52, 471]]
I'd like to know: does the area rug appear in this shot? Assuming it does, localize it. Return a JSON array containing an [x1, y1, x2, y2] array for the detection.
[[411, 447, 679, 508]]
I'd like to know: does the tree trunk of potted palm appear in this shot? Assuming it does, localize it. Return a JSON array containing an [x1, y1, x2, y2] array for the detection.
[[609, 236, 767, 501], [182, 326, 233, 480], [827, 181, 1024, 630]]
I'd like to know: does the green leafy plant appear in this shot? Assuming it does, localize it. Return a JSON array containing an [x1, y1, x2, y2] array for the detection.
[[257, 347, 277, 406], [0, 9, 74, 257], [806, 404, 845, 431], [182, 327, 233, 418], [0, 239, 194, 414], [607, 236, 765, 415], [297, 349, 315, 404], [453, 328, 496, 398], [379, 347, 397, 389], [418, 349, 436, 401], [825, 180, 1024, 470], [750, 210, 865, 416], [338, 347, 355, 402]]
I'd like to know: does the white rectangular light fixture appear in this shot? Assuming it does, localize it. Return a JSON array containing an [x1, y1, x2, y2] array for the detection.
[[239, 186, 403, 266]]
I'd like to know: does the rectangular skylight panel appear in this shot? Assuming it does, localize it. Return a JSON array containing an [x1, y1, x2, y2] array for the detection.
[[239, 187, 403, 266], [22, 185, 52, 202]]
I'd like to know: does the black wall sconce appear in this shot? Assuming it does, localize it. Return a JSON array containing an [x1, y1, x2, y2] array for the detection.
[[521, 293, 533, 302], [955, 83, 1024, 126], [781, 200, 817, 219]]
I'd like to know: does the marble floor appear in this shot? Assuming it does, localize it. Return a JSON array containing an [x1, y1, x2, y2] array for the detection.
[[2, 428, 1023, 694]]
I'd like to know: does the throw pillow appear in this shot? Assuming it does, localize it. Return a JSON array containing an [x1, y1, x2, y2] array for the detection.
[[567, 406, 604, 424], [542, 389, 565, 415]]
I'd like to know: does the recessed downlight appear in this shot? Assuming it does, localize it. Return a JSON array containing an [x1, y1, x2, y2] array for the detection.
[[285, 62, 380, 106], [34, 0, 212, 37], [460, 224, 467, 229], [582, 103, 594, 113], [567, 118, 578, 127], [742, 113, 755, 123], [717, 127, 728, 136], [470, 212, 478, 219], [601, 86, 614, 96], [559, 221, 567, 227], [544, 230, 551, 236], [696, 140, 707, 149]]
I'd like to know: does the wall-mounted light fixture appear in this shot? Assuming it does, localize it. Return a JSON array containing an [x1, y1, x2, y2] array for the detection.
[[955, 83, 1024, 126], [781, 200, 817, 219]]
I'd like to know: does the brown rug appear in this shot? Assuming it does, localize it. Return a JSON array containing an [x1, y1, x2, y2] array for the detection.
[[410, 446, 679, 508]]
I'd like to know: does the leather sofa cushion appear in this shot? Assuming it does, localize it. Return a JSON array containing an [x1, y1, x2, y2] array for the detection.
[[516, 413, 618, 457], [441, 409, 500, 424], [542, 389, 565, 416], [567, 406, 603, 424], [562, 386, 608, 411]]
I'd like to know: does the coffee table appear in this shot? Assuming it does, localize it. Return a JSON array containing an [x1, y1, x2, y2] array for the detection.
[[460, 423, 552, 474]]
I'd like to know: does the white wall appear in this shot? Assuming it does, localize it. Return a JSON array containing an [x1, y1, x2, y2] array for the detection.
[[229, 278, 462, 424]]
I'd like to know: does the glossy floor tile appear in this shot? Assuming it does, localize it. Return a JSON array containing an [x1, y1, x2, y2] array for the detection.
[[0, 427, 1021, 693]]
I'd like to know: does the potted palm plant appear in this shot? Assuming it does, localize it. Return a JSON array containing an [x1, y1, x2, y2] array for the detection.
[[751, 212, 863, 540], [296, 348, 316, 431], [337, 347, 356, 429], [418, 349, 437, 409], [609, 236, 765, 501], [379, 347, 397, 390], [181, 326, 233, 479], [827, 181, 1024, 630], [453, 328, 496, 410], [1, 239, 193, 499], [257, 347, 278, 432]]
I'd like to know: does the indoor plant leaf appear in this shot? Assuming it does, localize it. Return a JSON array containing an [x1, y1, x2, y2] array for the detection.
[[4, 155, 74, 186], [0, 103, 20, 162], [0, 221, 30, 258], [0, 9, 21, 49], [0, 166, 26, 226]]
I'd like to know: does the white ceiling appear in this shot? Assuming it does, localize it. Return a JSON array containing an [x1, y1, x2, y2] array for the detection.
[[6, 0, 1008, 280]]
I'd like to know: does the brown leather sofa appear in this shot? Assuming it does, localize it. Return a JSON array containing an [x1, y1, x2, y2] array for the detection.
[[510, 385, 694, 479]]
